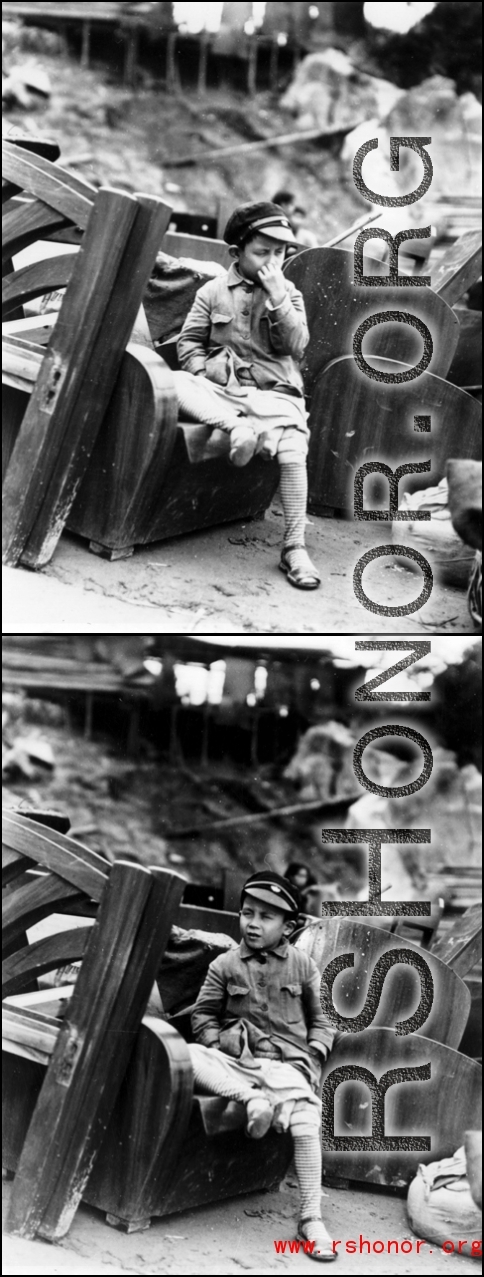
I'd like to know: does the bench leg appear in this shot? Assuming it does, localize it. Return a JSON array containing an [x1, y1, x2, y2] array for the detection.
[[89, 541, 135, 560], [106, 1214, 151, 1233]]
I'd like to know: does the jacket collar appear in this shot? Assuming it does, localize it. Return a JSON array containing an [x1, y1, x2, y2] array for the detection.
[[227, 261, 255, 289], [240, 937, 289, 960]]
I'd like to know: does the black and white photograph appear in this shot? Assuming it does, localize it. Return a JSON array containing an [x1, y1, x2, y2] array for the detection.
[[2, 633, 482, 1273], [2, 0, 482, 635]]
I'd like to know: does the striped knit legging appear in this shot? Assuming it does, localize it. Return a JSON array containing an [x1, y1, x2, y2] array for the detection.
[[173, 371, 307, 550], [189, 1043, 322, 1222]]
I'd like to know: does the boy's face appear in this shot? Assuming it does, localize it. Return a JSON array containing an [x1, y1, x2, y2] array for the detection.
[[237, 232, 286, 284], [240, 895, 291, 951]]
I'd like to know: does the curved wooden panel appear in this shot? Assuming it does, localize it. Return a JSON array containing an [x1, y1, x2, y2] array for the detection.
[[3, 875, 84, 950], [83, 1019, 193, 1219], [296, 918, 470, 1049], [2, 143, 95, 229], [2, 255, 77, 319], [2, 811, 110, 901], [2, 200, 70, 263], [67, 345, 178, 551], [320, 1027, 482, 1187], [305, 355, 482, 512], [2, 927, 91, 998], [284, 246, 459, 390]]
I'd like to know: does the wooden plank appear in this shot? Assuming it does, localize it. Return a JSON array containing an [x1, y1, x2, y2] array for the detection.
[[2, 187, 139, 566], [2, 144, 95, 228], [2, 846, 35, 886], [6, 863, 186, 1241], [176, 902, 240, 940], [2, 200, 70, 264], [162, 230, 230, 269], [3, 928, 91, 997], [304, 355, 482, 514], [12, 194, 173, 569], [2, 254, 77, 318], [2, 811, 110, 899], [430, 230, 482, 306], [3, 875, 84, 950]]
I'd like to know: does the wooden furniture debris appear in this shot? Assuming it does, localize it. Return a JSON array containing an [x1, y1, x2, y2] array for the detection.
[[296, 920, 481, 1189], [2, 141, 278, 561], [319, 1027, 481, 1190], [2, 143, 173, 567], [284, 246, 482, 516], [2, 808, 291, 1233]]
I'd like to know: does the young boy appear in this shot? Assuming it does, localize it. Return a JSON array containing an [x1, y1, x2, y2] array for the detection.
[[189, 871, 337, 1262], [173, 202, 321, 590]]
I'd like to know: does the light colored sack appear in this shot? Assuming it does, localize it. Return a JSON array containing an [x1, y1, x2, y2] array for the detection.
[[392, 478, 476, 587], [407, 1147, 482, 1258]]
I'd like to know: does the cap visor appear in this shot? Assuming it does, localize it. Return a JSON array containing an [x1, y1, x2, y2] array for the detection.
[[243, 885, 293, 911], [257, 225, 298, 245]]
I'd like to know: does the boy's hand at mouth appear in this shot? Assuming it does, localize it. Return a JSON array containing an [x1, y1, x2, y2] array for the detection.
[[257, 261, 286, 307]]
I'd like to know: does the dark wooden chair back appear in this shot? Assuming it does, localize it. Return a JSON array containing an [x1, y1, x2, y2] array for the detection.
[[284, 246, 460, 397], [296, 916, 471, 1050]]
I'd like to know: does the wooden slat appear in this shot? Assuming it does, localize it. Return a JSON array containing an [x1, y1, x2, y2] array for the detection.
[[6, 863, 186, 1241], [2, 144, 95, 229], [18, 194, 173, 569], [3, 875, 84, 950], [2, 254, 76, 318], [2, 846, 35, 886], [162, 230, 230, 269], [3, 927, 91, 998], [2, 811, 110, 899], [430, 230, 482, 306], [2, 200, 70, 264]]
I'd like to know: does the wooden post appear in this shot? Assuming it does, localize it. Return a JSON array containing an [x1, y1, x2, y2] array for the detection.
[[269, 42, 278, 93], [80, 20, 91, 70], [247, 39, 258, 96], [84, 691, 93, 740], [198, 32, 208, 95], [5, 863, 186, 1241], [124, 25, 139, 89], [166, 32, 178, 94]]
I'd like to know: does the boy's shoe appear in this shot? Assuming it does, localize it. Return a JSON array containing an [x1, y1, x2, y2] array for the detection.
[[229, 423, 258, 467], [297, 1218, 338, 1262], [245, 1094, 274, 1139], [279, 545, 321, 590]]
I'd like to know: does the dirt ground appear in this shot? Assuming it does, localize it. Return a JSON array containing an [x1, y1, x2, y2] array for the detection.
[[3, 1173, 480, 1277], [17, 499, 474, 636]]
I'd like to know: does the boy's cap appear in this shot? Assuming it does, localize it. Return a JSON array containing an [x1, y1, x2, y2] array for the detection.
[[224, 202, 298, 247], [241, 871, 300, 914]]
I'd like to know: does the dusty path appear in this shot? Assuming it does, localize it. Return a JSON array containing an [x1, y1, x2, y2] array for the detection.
[[25, 501, 473, 635], [3, 1173, 479, 1276]]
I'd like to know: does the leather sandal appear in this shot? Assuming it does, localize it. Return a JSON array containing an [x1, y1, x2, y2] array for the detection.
[[279, 545, 321, 590], [297, 1218, 338, 1262]]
